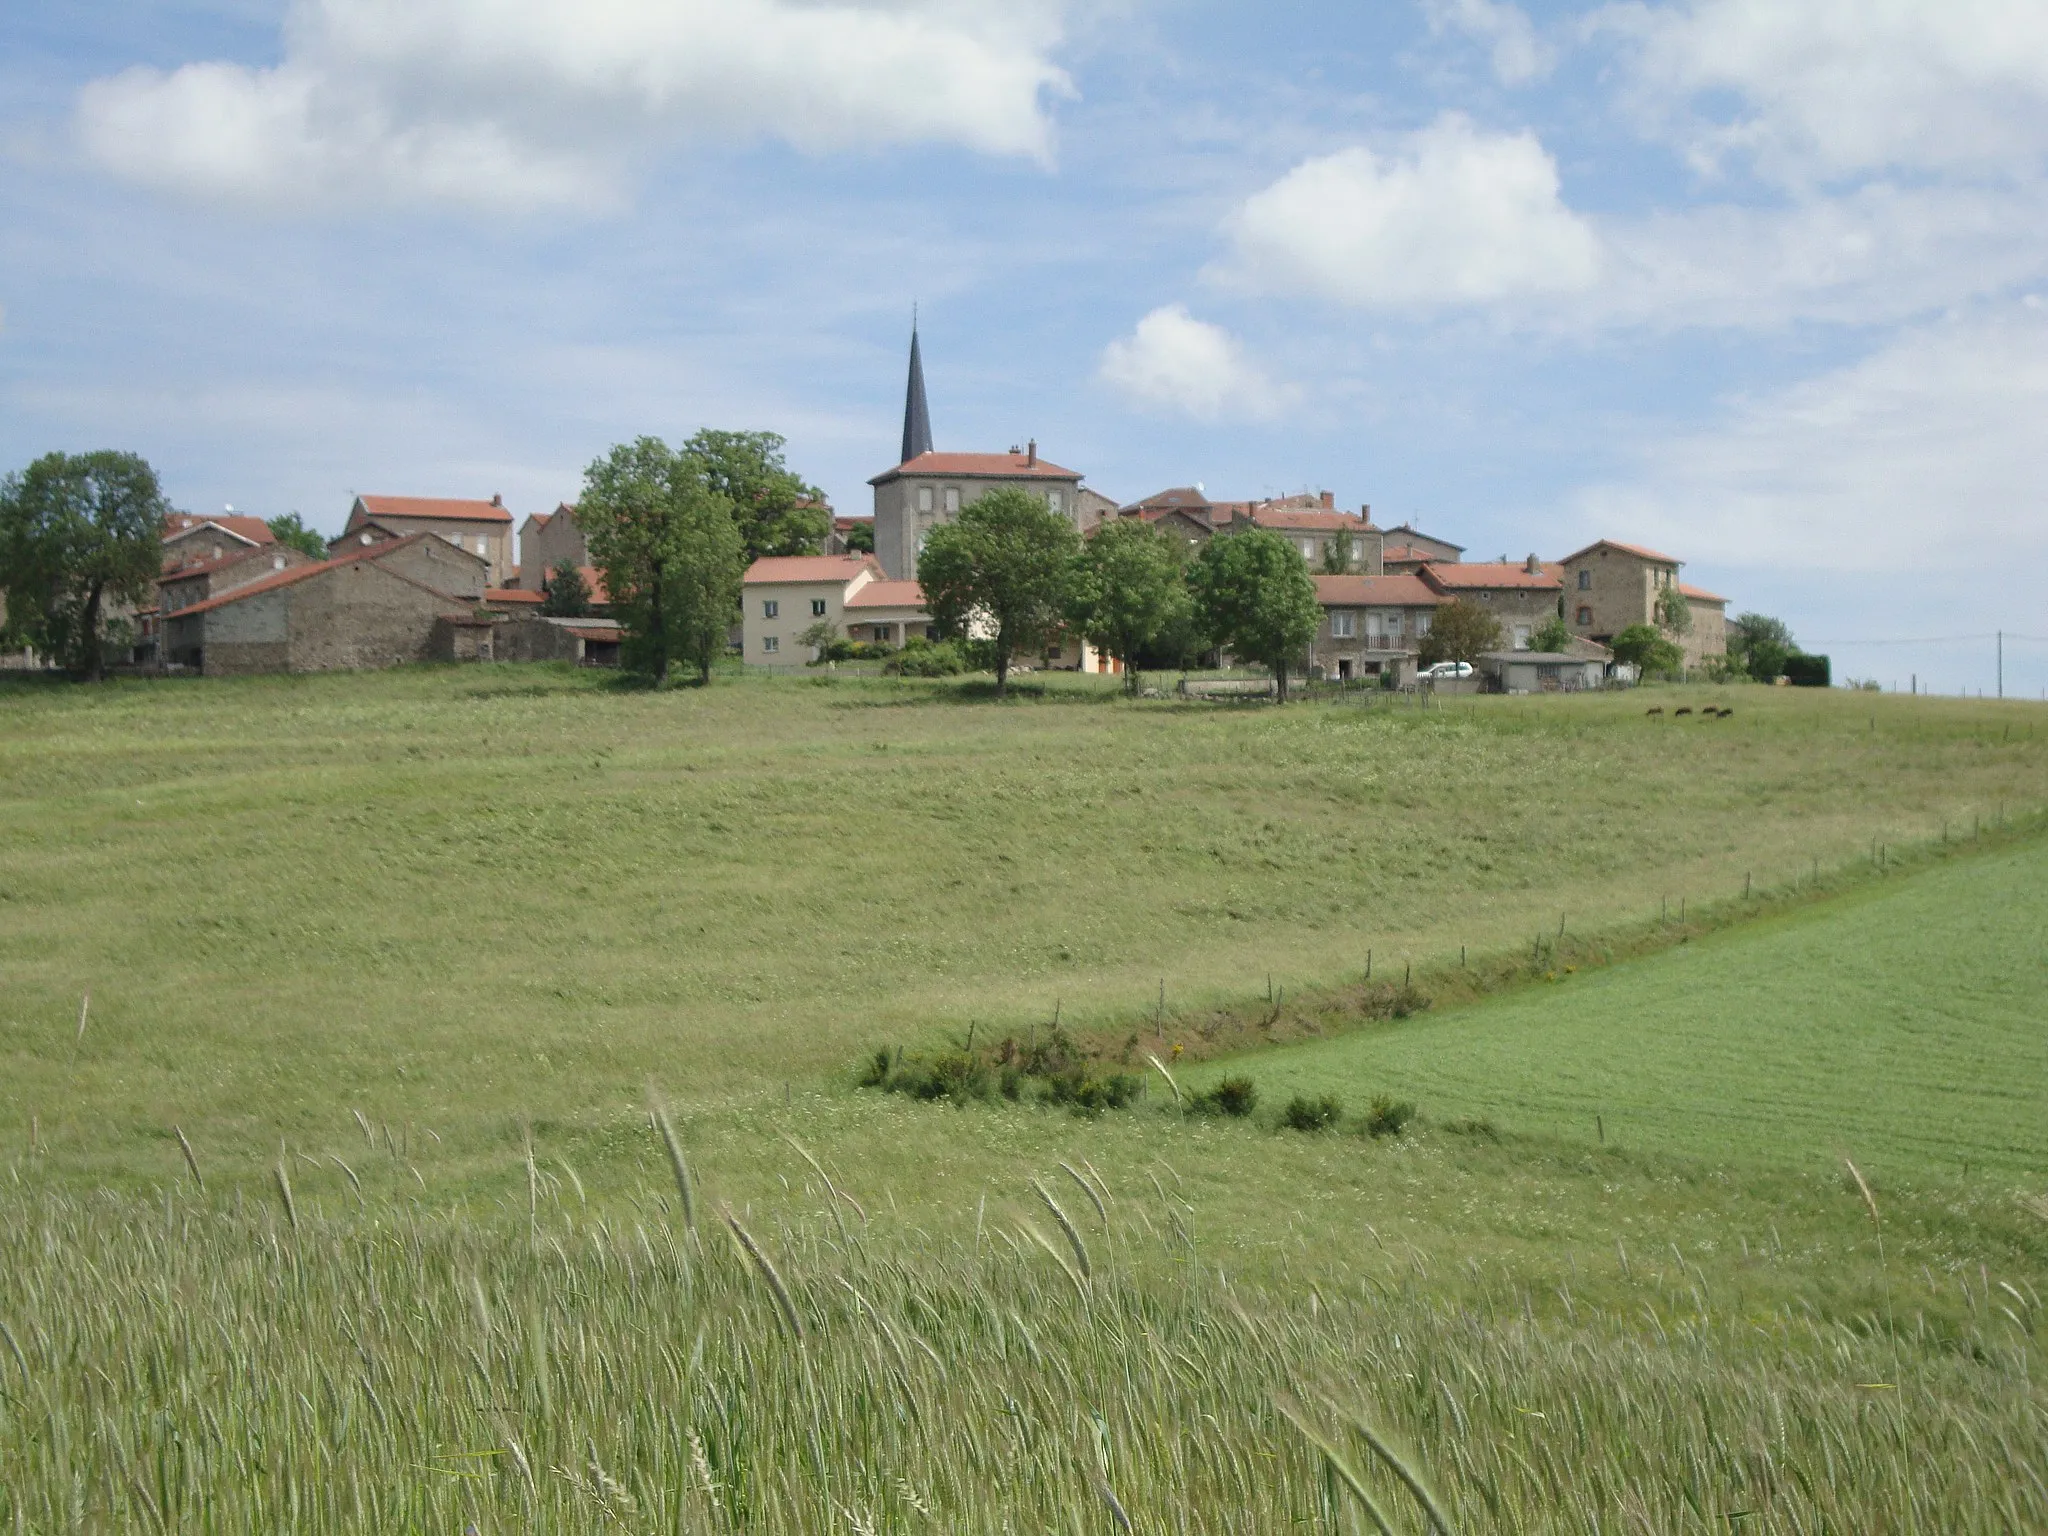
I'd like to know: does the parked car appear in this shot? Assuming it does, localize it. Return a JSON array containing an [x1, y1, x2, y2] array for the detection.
[[1421, 660, 1475, 680]]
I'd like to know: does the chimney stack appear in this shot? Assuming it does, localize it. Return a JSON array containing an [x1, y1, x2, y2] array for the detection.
[[1526, 553, 1542, 574], [490, 493, 502, 507], [1320, 490, 1334, 510], [1026, 439, 1037, 467]]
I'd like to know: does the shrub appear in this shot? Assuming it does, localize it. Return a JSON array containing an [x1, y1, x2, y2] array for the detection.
[[1280, 1094, 1343, 1132], [1039, 1067, 1142, 1113], [885, 637, 966, 676], [1783, 653, 1830, 688], [860, 1022, 1138, 1113], [1364, 1095, 1416, 1138], [1192, 1076, 1258, 1118]]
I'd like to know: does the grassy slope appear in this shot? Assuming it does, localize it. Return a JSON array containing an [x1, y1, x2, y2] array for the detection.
[[1183, 839, 2048, 1176], [2, 664, 2042, 1186]]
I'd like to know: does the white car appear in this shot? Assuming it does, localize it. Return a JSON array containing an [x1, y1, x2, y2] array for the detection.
[[1420, 660, 1475, 680]]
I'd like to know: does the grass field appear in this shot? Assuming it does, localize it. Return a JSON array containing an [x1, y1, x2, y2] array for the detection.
[[1183, 836, 2048, 1177], [3, 666, 2046, 1530]]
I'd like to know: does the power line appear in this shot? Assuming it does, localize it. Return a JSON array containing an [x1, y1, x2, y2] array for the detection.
[[1810, 633, 2048, 647]]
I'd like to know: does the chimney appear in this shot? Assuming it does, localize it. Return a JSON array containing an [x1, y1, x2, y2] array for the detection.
[[1026, 439, 1037, 467], [490, 493, 502, 507], [1526, 553, 1542, 574], [1360, 503, 1372, 525], [1320, 490, 1334, 510]]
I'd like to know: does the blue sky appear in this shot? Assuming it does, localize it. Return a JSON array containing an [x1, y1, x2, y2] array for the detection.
[[4, 0, 2046, 694]]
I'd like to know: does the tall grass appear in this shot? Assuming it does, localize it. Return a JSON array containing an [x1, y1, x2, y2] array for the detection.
[[1, 1144, 2040, 1532]]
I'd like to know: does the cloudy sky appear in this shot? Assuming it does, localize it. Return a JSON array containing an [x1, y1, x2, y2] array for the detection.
[[4, 0, 2045, 694]]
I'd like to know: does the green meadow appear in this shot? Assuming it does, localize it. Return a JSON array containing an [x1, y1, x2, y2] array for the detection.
[[2, 666, 2045, 1530]]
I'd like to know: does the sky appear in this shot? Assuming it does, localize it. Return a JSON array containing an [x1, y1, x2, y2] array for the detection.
[[2, 0, 2045, 696]]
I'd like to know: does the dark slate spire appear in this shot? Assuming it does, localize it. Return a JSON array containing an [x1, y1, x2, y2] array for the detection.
[[900, 320, 933, 466]]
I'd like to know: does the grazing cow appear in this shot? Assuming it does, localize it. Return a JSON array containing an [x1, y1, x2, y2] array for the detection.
[[1674, 706, 1694, 716], [1719, 707, 1735, 717], [1646, 706, 1664, 716]]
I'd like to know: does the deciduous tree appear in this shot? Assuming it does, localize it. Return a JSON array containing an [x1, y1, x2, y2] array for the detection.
[[682, 429, 828, 562], [1530, 615, 1575, 654], [1189, 526, 1322, 701], [1417, 598, 1504, 667], [540, 560, 592, 618], [0, 450, 169, 679], [1730, 612, 1795, 682], [578, 438, 742, 684], [264, 513, 327, 559], [1067, 518, 1192, 695], [918, 487, 1079, 698], [1611, 622, 1683, 678]]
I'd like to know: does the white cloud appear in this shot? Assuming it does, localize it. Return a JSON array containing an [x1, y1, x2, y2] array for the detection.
[[76, 0, 1073, 213], [1425, 0, 1554, 85], [1571, 303, 2048, 576], [1602, 0, 2048, 181], [1098, 305, 1292, 421], [1216, 114, 1600, 308]]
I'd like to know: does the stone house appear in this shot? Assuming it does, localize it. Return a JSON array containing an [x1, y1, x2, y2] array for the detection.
[[514, 503, 606, 599], [1417, 556, 1563, 651], [336, 494, 516, 585], [1308, 573, 1443, 685], [161, 513, 278, 571], [1559, 539, 1726, 665], [1381, 525, 1466, 573], [1120, 489, 1383, 571], [495, 616, 624, 667], [869, 444, 1087, 580], [160, 532, 487, 675], [157, 543, 315, 619]]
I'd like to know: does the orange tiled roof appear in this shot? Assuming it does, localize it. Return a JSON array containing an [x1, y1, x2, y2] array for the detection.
[[1244, 507, 1374, 533], [1563, 538, 1680, 566], [1420, 561, 1562, 592], [163, 513, 276, 547], [355, 494, 513, 526], [870, 450, 1079, 483], [485, 587, 543, 606], [1679, 582, 1727, 604], [743, 554, 877, 585], [161, 544, 299, 581], [1312, 573, 1443, 607], [844, 580, 926, 611]]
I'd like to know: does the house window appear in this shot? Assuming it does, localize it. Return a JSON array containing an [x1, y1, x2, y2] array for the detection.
[[476, 538, 488, 556], [1299, 538, 1315, 558], [762, 636, 779, 653], [1577, 606, 1593, 626], [917, 486, 934, 513], [762, 599, 779, 618], [1386, 613, 1404, 638], [1047, 489, 1064, 514], [811, 599, 827, 617], [944, 487, 960, 513], [1047, 642, 1062, 659], [1577, 570, 1592, 590], [1331, 611, 1356, 639], [1513, 625, 1532, 650]]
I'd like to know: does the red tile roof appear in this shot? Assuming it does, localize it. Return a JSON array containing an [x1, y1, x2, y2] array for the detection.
[[1679, 582, 1727, 604], [1244, 508, 1375, 533], [163, 513, 276, 547], [160, 544, 302, 581], [743, 554, 877, 585], [1420, 561, 1562, 592], [869, 450, 1080, 484], [354, 494, 513, 526], [844, 579, 927, 611], [1563, 538, 1679, 566], [1383, 523, 1465, 552], [1312, 573, 1443, 607], [485, 587, 543, 606]]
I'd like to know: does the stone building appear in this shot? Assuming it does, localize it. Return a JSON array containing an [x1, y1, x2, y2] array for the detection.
[[161, 513, 278, 571], [1307, 573, 1443, 685], [335, 494, 516, 585], [160, 533, 487, 675], [1559, 539, 1726, 666], [1417, 556, 1563, 651]]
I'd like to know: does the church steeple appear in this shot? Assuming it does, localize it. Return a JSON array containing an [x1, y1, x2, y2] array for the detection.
[[900, 319, 933, 466]]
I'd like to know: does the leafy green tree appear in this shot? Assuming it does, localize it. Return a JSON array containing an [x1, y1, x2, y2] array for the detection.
[[918, 487, 1080, 698], [264, 512, 327, 559], [1654, 583, 1693, 637], [681, 429, 828, 562], [840, 520, 874, 554], [0, 450, 170, 679], [1611, 622, 1683, 678], [1319, 527, 1357, 575], [1189, 526, 1322, 701], [1530, 615, 1575, 654], [1417, 598, 1504, 667], [540, 560, 591, 617], [577, 438, 743, 684], [1067, 518, 1193, 695], [1730, 611, 1795, 681]]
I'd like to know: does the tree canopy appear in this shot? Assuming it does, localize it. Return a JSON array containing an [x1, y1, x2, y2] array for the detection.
[[577, 438, 743, 684], [1190, 526, 1322, 701], [0, 451, 169, 679], [682, 430, 828, 563], [1530, 615, 1575, 655], [1611, 622, 1683, 678], [918, 487, 1080, 697], [1730, 612, 1796, 681], [1653, 583, 1693, 636], [840, 520, 874, 554], [540, 560, 592, 618], [1067, 518, 1193, 694], [264, 513, 327, 560], [1418, 599, 1505, 667]]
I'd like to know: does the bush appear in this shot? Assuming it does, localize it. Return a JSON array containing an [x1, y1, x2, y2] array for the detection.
[[1363, 1095, 1416, 1137], [1192, 1076, 1258, 1118], [859, 1022, 1139, 1113], [1280, 1094, 1343, 1132], [1783, 653, 1830, 688], [885, 637, 966, 677]]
